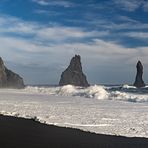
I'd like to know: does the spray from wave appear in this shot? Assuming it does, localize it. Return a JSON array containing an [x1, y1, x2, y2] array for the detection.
[[25, 84, 148, 103]]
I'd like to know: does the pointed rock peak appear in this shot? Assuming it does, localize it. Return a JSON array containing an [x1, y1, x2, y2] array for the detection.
[[137, 60, 141, 64], [59, 55, 89, 87], [134, 60, 145, 88], [74, 54, 80, 60], [69, 54, 82, 71], [137, 61, 143, 69], [71, 55, 80, 63]]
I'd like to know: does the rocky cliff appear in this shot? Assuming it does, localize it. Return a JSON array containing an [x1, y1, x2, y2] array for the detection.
[[134, 61, 145, 88], [0, 57, 24, 88], [59, 55, 89, 87]]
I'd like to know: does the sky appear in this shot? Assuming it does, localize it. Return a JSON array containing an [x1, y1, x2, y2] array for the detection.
[[0, 0, 148, 85]]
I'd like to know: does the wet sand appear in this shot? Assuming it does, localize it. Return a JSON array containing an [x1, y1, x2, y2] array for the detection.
[[0, 115, 148, 148]]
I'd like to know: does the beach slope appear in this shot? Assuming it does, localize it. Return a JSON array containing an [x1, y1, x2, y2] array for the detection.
[[0, 115, 148, 148]]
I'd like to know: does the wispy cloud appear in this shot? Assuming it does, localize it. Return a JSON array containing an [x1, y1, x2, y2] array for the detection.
[[94, 16, 148, 31], [113, 0, 144, 12], [143, 1, 148, 11], [0, 15, 110, 44], [124, 32, 148, 39], [113, 0, 148, 12], [32, 0, 76, 7], [34, 9, 62, 16], [117, 16, 139, 23], [32, 0, 49, 6], [0, 14, 147, 63], [0, 14, 110, 63]]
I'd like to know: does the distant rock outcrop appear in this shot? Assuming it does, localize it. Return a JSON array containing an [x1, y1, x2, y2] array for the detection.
[[0, 57, 24, 88], [134, 61, 145, 88], [59, 55, 89, 87]]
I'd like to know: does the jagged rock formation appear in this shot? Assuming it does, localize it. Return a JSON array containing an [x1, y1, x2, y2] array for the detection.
[[59, 55, 89, 87], [0, 57, 24, 88], [134, 61, 145, 88]]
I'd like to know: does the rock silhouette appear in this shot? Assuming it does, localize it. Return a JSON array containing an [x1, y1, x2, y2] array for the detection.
[[134, 61, 145, 88], [59, 55, 89, 87], [0, 57, 24, 88]]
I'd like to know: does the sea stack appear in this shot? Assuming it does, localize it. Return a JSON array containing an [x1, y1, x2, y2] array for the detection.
[[0, 57, 24, 88], [59, 55, 89, 87], [134, 61, 145, 88]]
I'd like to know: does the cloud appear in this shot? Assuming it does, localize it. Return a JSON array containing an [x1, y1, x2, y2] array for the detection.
[[0, 14, 148, 84], [32, 0, 49, 6], [113, 0, 144, 11], [117, 16, 139, 23], [143, 1, 148, 11], [67, 11, 148, 32], [113, 0, 148, 12], [124, 32, 148, 39], [0, 15, 110, 44], [32, 0, 76, 7], [0, 14, 147, 61], [0, 33, 144, 67], [34, 9, 62, 16], [0, 14, 110, 66], [95, 17, 148, 31], [35, 27, 109, 43]]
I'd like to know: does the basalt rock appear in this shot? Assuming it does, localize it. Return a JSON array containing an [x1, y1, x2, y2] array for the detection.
[[0, 57, 24, 88], [59, 55, 89, 87], [134, 61, 145, 88]]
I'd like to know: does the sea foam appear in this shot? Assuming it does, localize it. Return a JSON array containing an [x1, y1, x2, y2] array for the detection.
[[25, 84, 148, 103]]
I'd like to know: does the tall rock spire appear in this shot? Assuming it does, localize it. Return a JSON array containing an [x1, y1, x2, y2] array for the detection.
[[59, 55, 89, 87], [134, 61, 145, 88]]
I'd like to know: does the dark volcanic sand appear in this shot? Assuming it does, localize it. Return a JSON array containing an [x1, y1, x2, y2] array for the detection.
[[0, 115, 148, 148]]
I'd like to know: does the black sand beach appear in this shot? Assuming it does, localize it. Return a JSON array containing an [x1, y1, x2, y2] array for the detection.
[[0, 115, 148, 148]]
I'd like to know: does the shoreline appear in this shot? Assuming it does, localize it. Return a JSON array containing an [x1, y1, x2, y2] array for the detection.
[[0, 115, 148, 148]]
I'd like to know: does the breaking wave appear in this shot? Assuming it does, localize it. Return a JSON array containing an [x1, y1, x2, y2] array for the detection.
[[25, 85, 109, 100], [25, 84, 148, 103]]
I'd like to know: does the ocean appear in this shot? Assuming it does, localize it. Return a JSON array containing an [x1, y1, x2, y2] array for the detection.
[[26, 84, 148, 103], [0, 84, 148, 138]]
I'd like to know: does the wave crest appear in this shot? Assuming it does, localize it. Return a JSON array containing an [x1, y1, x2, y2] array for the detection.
[[25, 85, 148, 103], [25, 85, 109, 100]]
